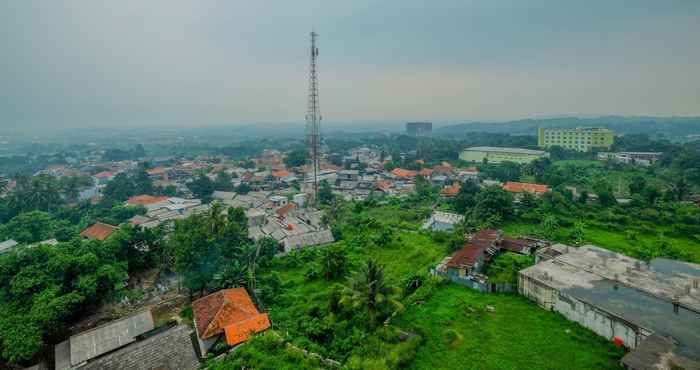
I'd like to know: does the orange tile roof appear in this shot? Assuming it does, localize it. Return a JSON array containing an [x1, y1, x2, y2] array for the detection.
[[80, 222, 119, 241], [272, 169, 291, 178], [441, 184, 460, 197], [275, 202, 297, 217], [376, 180, 393, 190], [93, 171, 114, 179], [126, 195, 169, 206], [192, 288, 269, 343], [502, 181, 549, 194], [391, 168, 417, 178], [224, 313, 271, 346], [146, 167, 167, 175], [419, 168, 433, 177]]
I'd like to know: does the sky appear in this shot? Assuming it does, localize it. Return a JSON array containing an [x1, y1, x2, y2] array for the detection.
[[1, 0, 700, 130]]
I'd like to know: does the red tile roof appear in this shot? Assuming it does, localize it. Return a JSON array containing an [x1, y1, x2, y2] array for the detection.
[[502, 181, 549, 195], [419, 168, 433, 177], [376, 180, 393, 191], [272, 169, 291, 178], [275, 202, 297, 217], [446, 229, 500, 268], [441, 184, 460, 197], [224, 313, 271, 346], [391, 168, 417, 178], [126, 195, 169, 206], [146, 167, 167, 175], [93, 171, 114, 179], [80, 222, 119, 241], [192, 288, 270, 344], [501, 236, 533, 253]]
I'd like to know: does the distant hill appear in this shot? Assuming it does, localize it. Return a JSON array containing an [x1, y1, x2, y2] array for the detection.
[[436, 116, 700, 137]]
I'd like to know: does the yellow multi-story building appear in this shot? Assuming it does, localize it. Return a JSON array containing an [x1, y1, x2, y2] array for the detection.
[[538, 127, 614, 152]]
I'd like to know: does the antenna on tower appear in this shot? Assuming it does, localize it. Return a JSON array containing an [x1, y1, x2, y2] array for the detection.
[[306, 31, 322, 204]]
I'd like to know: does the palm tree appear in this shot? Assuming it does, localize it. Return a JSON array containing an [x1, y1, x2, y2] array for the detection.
[[340, 259, 403, 329]]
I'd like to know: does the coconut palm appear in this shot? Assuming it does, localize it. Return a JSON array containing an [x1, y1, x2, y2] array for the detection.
[[340, 259, 403, 329]]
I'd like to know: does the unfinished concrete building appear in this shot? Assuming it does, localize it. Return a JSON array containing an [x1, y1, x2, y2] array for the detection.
[[519, 244, 700, 369]]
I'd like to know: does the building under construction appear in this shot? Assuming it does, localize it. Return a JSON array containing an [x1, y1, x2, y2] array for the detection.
[[520, 244, 700, 369]]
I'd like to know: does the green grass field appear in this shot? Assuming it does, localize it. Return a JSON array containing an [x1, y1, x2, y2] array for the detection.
[[255, 225, 627, 369], [502, 221, 700, 263], [395, 284, 624, 370]]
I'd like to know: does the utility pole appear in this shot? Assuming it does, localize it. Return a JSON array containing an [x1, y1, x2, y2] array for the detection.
[[306, 31, 322, 203]]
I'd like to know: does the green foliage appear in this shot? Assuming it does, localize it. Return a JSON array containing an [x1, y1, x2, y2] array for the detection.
[[284, 148, 307, 168], [318, 180, 334, 205], [452, 180, 479, 214], [319, 244, 350, 280], [486, 252, 534, 284], [0, 239, 130, 363], [340, 260, 403, 329], [0, 211, 69, 244], [213, 171, 234, 191], [186, 174, 215, 201]]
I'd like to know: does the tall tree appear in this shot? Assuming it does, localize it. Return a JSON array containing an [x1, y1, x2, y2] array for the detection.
[[340, 260, 403, 329]]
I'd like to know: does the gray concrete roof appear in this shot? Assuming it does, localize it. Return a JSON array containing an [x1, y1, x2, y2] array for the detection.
[[0, 239, 18, 253], [78, 324, 199, 370], [56, 310, 155, 369], [521, 245, 700, 361]]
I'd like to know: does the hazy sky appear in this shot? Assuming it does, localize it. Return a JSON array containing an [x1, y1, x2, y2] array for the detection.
[[2, 0, 700, 129]]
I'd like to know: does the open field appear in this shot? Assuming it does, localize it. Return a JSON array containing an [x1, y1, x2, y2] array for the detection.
[[395, 284, 624, 370], [258, 225, 627, 369], [503, 220, 700, 263]]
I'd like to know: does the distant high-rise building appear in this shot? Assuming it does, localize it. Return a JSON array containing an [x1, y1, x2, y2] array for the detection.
[[538, 127, 614, 152], [406, 122, 432, 137]]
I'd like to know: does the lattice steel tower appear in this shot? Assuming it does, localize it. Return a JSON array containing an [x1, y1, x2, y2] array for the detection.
[[306, 31, 322, 202]]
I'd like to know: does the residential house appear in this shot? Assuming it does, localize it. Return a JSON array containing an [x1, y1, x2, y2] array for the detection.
[[337, 170, 360, 182], [440, 184, 460, 198], [80, 222, 119, 241], [0, 239, 18, 254], [92, 171, 115, 186], [54, 311, 199, 370], [458, 167, 480, 182], [422, 211, 464, 231], [502, 181, 549, 196], [391, 168, 417, 179], [192, 288, 271, 356]]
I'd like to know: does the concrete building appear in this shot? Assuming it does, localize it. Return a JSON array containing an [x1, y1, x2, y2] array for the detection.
[[520, 245, 700, 368], [597, 152, 663, 166], [538, 127, 614, 152], [459, 147, 548, 164], [406, 122, 432, 137], [422, 211, 465, 231]]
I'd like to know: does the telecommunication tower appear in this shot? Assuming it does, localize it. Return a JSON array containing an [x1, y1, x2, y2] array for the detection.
[[306, 31, 321, 202]]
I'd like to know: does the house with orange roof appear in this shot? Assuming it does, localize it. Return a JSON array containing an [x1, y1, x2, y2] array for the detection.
[[418, 168, 434, 178], [441, 183, 460, 198], [126, 195, 169, 207], [80, 222, 119, 241], [502, 181, 549, 196], [146, 167, 169, 181], [391, 168, 418, 179], [192, 288, 270, 355]]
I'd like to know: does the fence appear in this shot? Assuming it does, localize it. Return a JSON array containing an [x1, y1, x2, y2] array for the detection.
[[430, 268, 516, 294]]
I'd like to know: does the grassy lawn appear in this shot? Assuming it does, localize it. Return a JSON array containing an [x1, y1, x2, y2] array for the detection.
[[502, 221, 700, 263], [258, 223, 628, 369], [395, 285, 624, 370]]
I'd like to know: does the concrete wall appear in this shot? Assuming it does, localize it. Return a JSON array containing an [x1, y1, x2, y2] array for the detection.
[[519, 274, 649, 349]]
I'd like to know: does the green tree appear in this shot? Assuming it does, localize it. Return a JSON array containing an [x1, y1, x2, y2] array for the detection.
[[540, 215, 559, 240], [319, 244, 350, 280], [453, 180, 479, 213], [470, 186, 514, 221], [340, 260, 403, 329], [318, 180, 334, 205], [214, 172, 235, 191], [187, 174, 215, 201], [284, 148, 307, 168], [103, 173, 135, 201], [628, 176, 647, 195]]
